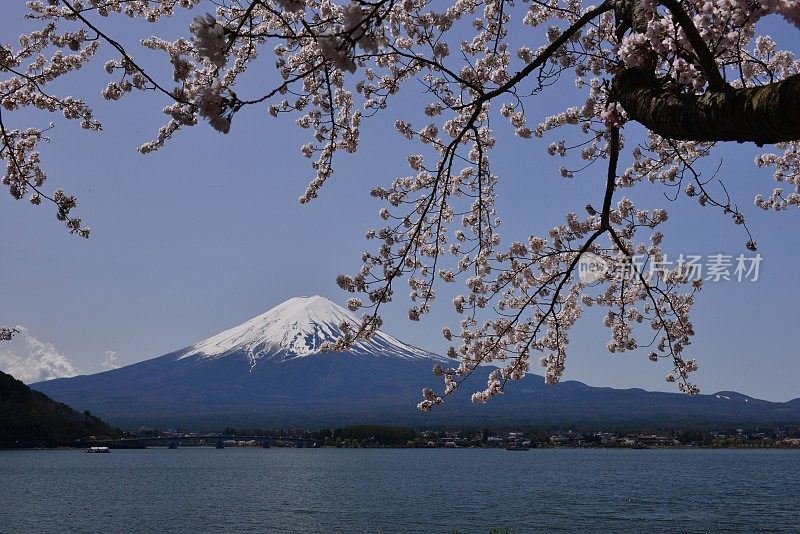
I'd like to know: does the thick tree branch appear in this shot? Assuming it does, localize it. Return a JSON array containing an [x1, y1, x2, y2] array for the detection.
[[614, 68, 800, 145], [600, 126, 620, 229]]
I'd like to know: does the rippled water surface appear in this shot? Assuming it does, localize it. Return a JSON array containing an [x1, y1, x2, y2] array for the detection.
[[1, 447, 798, 533]]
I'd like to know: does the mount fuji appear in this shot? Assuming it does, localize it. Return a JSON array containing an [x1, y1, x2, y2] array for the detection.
[[33, 296, 453, 427], [33, 296, 800, 429], [181, 295, 439, 365]]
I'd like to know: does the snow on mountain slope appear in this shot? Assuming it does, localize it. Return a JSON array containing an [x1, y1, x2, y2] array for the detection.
[[182, 295, 443, 363]]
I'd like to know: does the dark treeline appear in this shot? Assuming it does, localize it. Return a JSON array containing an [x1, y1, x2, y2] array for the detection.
[[208, 423, 798, 448], [216, 425, 417, 446], [329, 425, 417, 446], [0, 371, 122, 448]]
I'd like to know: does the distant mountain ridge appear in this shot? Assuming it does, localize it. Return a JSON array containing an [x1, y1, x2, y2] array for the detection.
[[32, 296, 800, 429]]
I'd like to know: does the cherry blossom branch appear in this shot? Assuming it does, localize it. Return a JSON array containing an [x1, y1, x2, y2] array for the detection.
[[59, 0, 184, 103], [458, 1, 613, 108], [0, 107, 88, 236], [660, 0, 726, 90]]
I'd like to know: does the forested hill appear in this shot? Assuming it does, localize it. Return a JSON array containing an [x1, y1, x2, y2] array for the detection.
[[0, 370, 120, 448]]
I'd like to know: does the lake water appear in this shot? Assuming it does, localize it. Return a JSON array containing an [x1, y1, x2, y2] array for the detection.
[[1, 448, 798, 533]]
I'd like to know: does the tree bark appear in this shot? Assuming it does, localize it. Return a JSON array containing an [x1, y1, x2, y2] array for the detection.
[[613, 68, 800, 146]]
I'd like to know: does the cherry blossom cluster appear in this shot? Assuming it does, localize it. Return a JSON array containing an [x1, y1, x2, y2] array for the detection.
[[0, 327, 17, 341], [1, 6, 99, 236]]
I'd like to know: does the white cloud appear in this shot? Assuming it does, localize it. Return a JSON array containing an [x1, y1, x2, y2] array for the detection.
[[0, 326, 79, 383], [101, 350, 120, 371]]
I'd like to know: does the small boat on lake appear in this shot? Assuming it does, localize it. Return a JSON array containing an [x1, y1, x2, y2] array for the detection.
[[85, 446, 110, 453]]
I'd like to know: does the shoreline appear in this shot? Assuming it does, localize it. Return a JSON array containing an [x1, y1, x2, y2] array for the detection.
[[4, 444, 800, 451]]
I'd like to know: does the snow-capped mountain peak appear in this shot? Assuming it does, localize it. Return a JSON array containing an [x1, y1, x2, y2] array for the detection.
[[181, 295, 441, 363]]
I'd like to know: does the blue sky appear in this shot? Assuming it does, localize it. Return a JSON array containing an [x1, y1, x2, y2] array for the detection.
[[1, 3, 799, 401]]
